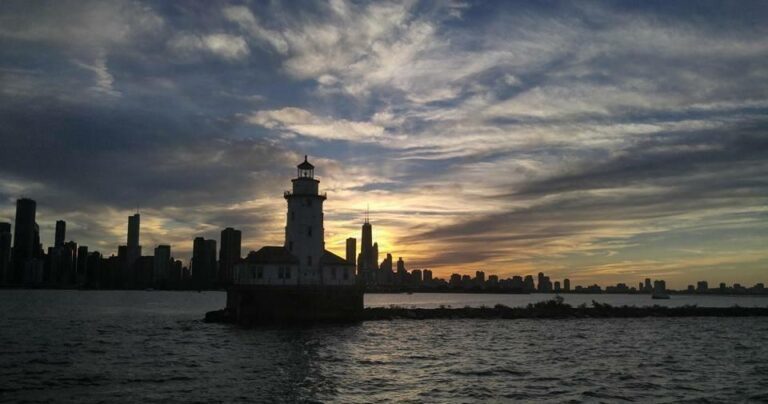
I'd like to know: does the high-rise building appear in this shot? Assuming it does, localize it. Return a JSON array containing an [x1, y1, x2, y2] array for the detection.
[[523, 275, 535, 291], [411, 269, 422, 285], [55, 220, 66, 247], [644, 278, 652, 293], [154, 245, 172, 286], [0, 222, 11, 285], [359, 215, 374, 280], [423, 269, 433, 283], [11, 198, 37, 283], [77, 245, 88, 284], [86, 251, 101, 288], [475, 270, 485, 285], [345, 237, 356, 266], [696, 281, 709, 293], [372, 242, 379, 273], [126, 213, 141, 267], [192, 237, 217, 289], [554, 281, 561, 292], [219, 227, 242, 285], [564, 278, 571, 292]]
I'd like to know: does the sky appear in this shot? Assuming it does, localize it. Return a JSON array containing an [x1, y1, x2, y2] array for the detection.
[[0, 0, 767, 288]]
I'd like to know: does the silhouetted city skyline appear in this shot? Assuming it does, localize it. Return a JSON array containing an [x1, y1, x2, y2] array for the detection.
[[1, 193, 765, 294]]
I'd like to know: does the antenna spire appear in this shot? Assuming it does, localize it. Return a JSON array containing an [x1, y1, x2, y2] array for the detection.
[[365, 204, 370, 224]]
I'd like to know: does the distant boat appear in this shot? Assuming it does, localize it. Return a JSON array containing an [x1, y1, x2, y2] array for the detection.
[[652, 291, 670, 299]]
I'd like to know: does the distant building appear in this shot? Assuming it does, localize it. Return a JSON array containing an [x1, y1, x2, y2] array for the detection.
[[696, 281, 708, 293], [12, 198, 37, 284], [423, 269, 433, 283], [511, 276, 524, 290], [554, 281, 561, 292], [154, 245, 172, 286], [54, 220, 66, 247], [475, 271, 485, 286], [0, 222, 10, 285], [219, 227, 242, 285], [135, 255, 154, 288], [359, 214, 374, 281], [523, 275, 535, 292], [449, 273, 462, 288], [345, 237, 356, 266], [563, 278, 571, 292], [192, 237, 217, 289], [126, 213, 141, 268], [86, 251, 101, 288], [487, 274, 499, 288], [76, 245, 88, 284], [411, 269, 422, 286]]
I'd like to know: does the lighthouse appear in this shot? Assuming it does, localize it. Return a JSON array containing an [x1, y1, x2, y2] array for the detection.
[[284, 155, 326, 282], [226, 155, 362, 323]]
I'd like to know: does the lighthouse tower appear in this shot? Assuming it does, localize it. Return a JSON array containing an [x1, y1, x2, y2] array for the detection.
[[284, 155, 326, 282]]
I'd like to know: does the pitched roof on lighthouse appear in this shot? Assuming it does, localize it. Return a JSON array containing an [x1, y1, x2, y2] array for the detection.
[[297, 155, 314, 170]]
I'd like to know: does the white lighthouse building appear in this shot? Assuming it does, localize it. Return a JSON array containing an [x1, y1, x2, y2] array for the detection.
[[234, 156, 355, 286], [284, 156, 326, 282]]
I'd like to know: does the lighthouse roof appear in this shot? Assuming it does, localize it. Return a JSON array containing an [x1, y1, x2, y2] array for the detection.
[[297, 155, 314, 170], [244, 246, 298, 264], [320, 250, 354, 266]]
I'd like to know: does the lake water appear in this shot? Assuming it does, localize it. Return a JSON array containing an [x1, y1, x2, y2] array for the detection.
[[2, 290, 767, 402]]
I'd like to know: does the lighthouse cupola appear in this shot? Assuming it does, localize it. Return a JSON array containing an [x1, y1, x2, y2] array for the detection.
[[297, 155, 314, 179]]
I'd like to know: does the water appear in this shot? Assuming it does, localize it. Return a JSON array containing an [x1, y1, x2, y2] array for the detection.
[[1, 290, 767, 403], [366, 292, 768, 309]]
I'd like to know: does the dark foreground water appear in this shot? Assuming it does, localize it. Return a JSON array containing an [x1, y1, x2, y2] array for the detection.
[[2, 291, 768, 403]]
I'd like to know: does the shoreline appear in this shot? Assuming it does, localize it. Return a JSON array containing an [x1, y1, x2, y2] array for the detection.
[[204, 298, 768, 324]]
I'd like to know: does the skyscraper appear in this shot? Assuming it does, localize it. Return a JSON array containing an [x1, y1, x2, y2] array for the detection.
[[564, 278, 571, 292], [219, 227, 242, 285], [192, 237, 217, 289], [77, 245, 88, 283], [372, 242, 379, 273], [345, 237, 356, 266], [11, 198, 36, 284], [359, 218, 373, 279], [154, 245, 172, 286], [0, 222, 11, 285], [126, 213, 141, 267], [55, 220, 66, 247]]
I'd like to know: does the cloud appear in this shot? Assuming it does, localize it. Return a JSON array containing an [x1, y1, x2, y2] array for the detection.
[[1, 1, 767, 286], [222, 5, 288, 54], [246, 107, 388, 142], [169, 33, 250, 61]]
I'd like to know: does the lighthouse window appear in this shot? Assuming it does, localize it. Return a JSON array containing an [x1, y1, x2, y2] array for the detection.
[[257, 266, 263, 279], [307, 226, 312, 237], [291, 211, 295, 221]]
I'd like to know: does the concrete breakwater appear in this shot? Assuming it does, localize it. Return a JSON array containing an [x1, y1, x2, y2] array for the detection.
[[205, 298, 768, 324]]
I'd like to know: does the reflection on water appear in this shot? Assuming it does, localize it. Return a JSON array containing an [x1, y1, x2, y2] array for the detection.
[[1, 290, 767, 402]]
